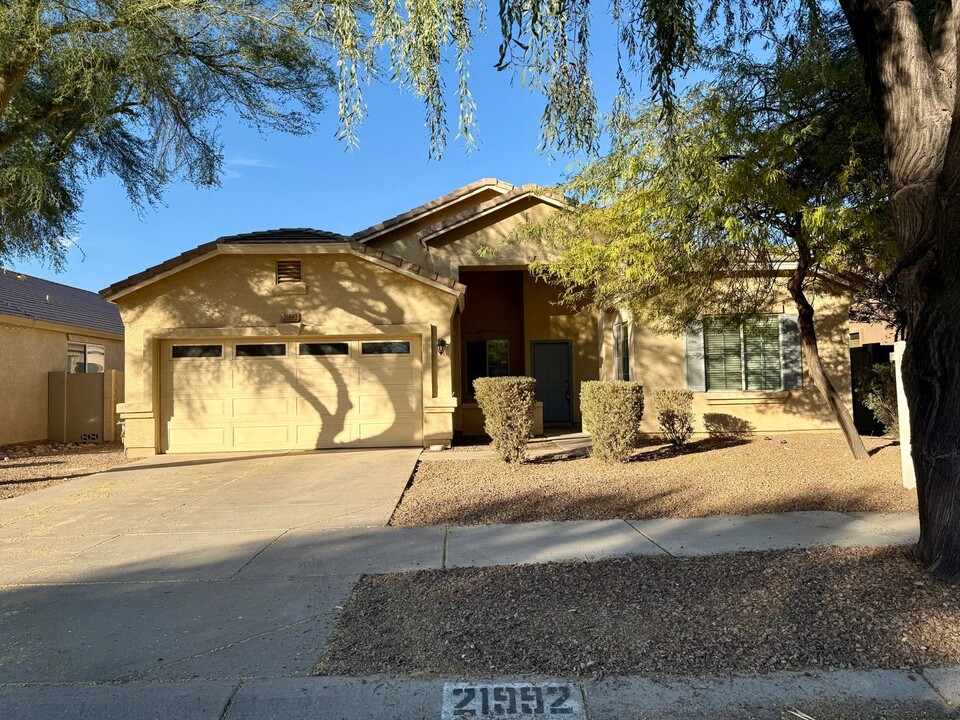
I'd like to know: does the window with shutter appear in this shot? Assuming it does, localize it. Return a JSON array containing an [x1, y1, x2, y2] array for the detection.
[[703, 315, 784, 391], [276, 259, 301, 284]]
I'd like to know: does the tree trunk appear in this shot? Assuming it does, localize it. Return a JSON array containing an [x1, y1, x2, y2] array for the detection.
[[787, 273, 870, 461], [840, 0, 960, 574]]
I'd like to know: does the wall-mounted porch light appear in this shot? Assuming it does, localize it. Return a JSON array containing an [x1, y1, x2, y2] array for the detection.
[[437, 338, 448, 355]]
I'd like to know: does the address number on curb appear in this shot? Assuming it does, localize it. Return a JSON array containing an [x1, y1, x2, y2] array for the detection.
[[441, 682, 584, 718]]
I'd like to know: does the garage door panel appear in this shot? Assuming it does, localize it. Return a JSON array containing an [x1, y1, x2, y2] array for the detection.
[[359, 363, 418, 388], [357, 392, 419, 417], [167, 397, 228, 419], [233, 424, 291, 449], [358, 419, 422, 444], [165, 364, 225, 392], [161, 337, 421, 453], [232, 396, 294, 418], [166, 426, 228, 450], [296, 367, 358, 393], [233, 364, 290, 389], [296, 423, 355, 446]]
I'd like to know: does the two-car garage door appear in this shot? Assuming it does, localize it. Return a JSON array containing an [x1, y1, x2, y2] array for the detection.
[[159, 337, 422, 453]]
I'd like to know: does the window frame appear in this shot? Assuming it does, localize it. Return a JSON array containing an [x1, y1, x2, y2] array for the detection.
[[67, 342, 106, 373], [299, 342, 349, 357], [171, 344, 223, 359], [360, 340, 412, 356], [703, 315, 783, 392], [612, 320, 630, 381], [465, 338, 511, 398]]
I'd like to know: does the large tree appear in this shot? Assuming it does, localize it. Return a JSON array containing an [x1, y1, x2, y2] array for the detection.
[[522, 20, 894, 460]]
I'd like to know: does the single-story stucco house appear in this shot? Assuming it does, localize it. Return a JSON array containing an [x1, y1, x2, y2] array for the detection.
[[0, 270, 124, 446], [100, 179, 855, 456]]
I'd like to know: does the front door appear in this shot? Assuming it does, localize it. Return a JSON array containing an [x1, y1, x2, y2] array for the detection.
[[532, 341, 572, 423]]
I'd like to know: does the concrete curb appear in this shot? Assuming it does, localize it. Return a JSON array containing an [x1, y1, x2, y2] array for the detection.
[[2, 668, 957, 719]]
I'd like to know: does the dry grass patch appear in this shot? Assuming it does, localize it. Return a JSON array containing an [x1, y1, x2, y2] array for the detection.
[[392, 433, 913, 526], [319, 546, 960, 678], [0, 442, 131, 500]]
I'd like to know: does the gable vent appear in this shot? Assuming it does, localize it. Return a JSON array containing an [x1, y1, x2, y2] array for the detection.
[[276, 259, 302, 284]]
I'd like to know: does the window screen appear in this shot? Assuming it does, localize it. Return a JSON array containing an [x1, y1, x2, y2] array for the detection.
[[172, 345, 223, 358], [704, 319, 745, 391], [276, 260, 301, 284], [361, 341, 411, 355], [300, 342, 349, 356], [744, 317, 782, 390], [236, 343, 286, 357]]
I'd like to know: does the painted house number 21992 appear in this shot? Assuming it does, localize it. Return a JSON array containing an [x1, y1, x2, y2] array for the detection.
[[441, 682, 584, 719]]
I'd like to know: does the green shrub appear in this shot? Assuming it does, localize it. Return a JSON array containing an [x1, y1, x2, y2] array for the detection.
[[860, 363, 899, 437], [653, 389, 695, 446], [580, 380, 645, 462], [473, 376, 537, 463]]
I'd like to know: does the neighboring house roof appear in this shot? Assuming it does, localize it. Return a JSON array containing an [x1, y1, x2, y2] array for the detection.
[[352, 178, 516, 242], [415, 185, 569, 244], [0, 269, 124, 336], [99, 228, 465, 301]]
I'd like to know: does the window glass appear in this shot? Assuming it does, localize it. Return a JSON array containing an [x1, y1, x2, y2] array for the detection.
[[67, 342, 106, 373], [84, 344, 105, 373], [361, 341, 411, 355], [466, 339, 510, 395], [172, 345, 223, 358], [704, 316, 782, 391], [67, 343, 86, 373], [300, 342, 349, 356], [236, 343, 286, 357], [613, 321, 630, 380]]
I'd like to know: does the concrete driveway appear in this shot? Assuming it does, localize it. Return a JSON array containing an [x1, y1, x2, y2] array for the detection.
[[0, 447, 441, 686]]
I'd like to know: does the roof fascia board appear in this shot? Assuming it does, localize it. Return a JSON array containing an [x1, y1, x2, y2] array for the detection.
[[0, 312, 123, 340], [419, 192, 566, 244], [217, 243, 353, 255]]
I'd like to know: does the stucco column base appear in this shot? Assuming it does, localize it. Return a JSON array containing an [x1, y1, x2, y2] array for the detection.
[[117, 402, 157, 457], [423, 400, 457, 447]]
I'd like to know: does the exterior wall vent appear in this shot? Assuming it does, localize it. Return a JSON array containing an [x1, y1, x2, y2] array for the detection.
[[276, 260, 302, 284]]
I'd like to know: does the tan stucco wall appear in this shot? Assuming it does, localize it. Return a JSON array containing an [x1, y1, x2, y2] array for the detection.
[[0, 319, 123, 446], [371, 197, 556, 280], [599, 288, 854, 435], [114, 250, 460, 455]]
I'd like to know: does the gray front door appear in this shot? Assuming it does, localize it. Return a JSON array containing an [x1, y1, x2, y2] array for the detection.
[[532, 341, 572, 423]]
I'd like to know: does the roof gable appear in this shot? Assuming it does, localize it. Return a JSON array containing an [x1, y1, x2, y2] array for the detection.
[[0, 270, 123, 336], [100, 230, 465, 304], [352, 178, 515, 243]]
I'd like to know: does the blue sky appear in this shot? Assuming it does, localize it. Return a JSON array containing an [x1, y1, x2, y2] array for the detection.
[[11, 24, 633, 293]]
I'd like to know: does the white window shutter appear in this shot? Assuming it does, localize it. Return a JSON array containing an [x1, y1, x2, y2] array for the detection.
[[685, 322, 706, 392], [780, 314, 803, 390]]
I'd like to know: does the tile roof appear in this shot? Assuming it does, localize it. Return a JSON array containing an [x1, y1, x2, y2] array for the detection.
[[100, 229, 465, 298], [352, 178, 515, 242], [0, 269, 124, 335]]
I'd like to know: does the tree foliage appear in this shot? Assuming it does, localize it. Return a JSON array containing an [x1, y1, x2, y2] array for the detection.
[[523, 19, 894, 335], [0, 0, 342, 267]]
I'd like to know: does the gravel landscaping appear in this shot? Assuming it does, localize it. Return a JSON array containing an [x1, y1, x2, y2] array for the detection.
[[393, 433, 913, 525], [318, 546, 960, 679], [0, 442, 130, 500]]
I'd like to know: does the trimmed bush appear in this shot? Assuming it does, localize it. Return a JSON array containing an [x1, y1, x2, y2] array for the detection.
[[473, 376, 537, 463], [580, 380, 645, 462], [653, 389, 695, 446], [860, 363, 899, 438]]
